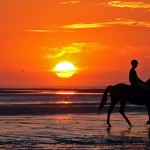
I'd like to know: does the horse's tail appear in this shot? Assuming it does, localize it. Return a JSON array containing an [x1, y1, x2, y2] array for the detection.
[[98, 86, 113, 114]]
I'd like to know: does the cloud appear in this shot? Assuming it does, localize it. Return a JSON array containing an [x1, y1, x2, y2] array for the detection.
[[47, 43, 83, 59], [62, 19, 150, 29], [47, 43, 101, 59], [102, 1, 150, 9], [59, 0, 80, 5], [26, 29, 75, 33], [62, 23, 106, 29], [26, 19, 150, 34], [26, 30, 54, 33]]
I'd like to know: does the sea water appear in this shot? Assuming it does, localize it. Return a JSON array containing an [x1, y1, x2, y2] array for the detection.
[[0, 89, 147, 115]]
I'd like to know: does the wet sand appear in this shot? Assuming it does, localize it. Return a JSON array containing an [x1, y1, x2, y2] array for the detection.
[[0, 113, 150, 149]]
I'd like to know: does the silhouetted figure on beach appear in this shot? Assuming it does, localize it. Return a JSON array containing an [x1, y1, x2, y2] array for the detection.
[[98, 60, 150, 127], [129, 59, 149, 91]]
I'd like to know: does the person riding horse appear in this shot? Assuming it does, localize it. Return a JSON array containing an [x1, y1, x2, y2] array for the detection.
[[98, 60, 150, 127], [129, 59, 149, 91]]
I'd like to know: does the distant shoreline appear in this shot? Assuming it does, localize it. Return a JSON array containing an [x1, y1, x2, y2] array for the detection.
[[0, 88, 105, 94], [0, 87, 106, 90]]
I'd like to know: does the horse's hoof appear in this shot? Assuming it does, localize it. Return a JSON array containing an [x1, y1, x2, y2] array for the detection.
[[128, 123, 132, 127], [107, 124, 112, 127], [146, 121, 150, 125]]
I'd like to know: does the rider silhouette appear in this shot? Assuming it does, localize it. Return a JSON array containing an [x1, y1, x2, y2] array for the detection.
[[129, 59, 149, 91]]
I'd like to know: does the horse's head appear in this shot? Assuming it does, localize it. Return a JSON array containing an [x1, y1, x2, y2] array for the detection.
[[146, 79, 150, 87]]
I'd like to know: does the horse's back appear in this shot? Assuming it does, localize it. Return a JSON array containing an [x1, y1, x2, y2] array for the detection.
[[110, 83, 149, 105], [110, 83, 130, 99]]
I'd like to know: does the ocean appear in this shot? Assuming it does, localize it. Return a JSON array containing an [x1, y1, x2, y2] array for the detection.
[[0, 89, 103, 105], [0, 88, 146, 115], [0, 88, 104, 115]]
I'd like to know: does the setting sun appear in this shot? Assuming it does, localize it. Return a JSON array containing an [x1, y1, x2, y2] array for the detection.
[[54, 62, 75, 78]]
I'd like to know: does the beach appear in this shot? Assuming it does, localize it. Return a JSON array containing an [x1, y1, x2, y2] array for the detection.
[[0, 89, 150, 149], [1, 113, 150, 149]]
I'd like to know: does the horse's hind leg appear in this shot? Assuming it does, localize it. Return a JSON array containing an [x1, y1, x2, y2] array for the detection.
[[107, 101, 117, 127], [119, 102, 132, 126]]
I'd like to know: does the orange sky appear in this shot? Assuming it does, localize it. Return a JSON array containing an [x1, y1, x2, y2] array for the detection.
[[0, 0, 150, 88]]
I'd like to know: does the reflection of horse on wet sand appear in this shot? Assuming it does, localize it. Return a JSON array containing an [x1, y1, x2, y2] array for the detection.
[[98, 79, 150, 127]]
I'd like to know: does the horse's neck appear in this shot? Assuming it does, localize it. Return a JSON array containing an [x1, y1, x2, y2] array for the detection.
[[146, 79, 150, 86]]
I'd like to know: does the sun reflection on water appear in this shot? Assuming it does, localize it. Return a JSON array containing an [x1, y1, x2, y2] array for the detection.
[[56, 91, 76, 95], [56, 101, 72, 104]]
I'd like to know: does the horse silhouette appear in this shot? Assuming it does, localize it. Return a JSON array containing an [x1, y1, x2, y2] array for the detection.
[[98, 79, 150, 127]]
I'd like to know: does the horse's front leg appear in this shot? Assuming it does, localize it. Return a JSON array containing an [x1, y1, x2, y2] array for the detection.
[[146, 119, 150, 125], [146, 105, 150, 125]]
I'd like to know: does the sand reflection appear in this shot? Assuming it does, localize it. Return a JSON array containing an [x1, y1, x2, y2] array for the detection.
[[1, 113, 150, 149], [106, 126, 132, 137]]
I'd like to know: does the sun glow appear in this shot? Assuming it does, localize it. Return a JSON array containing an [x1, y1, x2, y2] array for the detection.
[[54, 62, 75, 78], [56, 101, 72, 104]]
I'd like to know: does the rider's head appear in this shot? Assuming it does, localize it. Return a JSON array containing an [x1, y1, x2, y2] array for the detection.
[[131, 59, 138, 68]]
